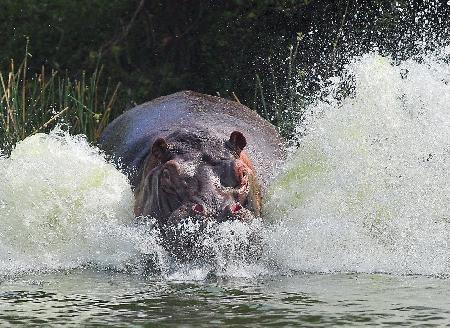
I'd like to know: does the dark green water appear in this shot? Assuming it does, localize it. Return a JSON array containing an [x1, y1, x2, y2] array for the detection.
[[1, 271, 449, 327]]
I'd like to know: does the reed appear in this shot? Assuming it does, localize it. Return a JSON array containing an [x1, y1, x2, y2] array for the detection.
[[0, 48, 120, 154]]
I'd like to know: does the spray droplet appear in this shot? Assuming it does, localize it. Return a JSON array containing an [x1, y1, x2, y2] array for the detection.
[[267, 50, 450, 275]]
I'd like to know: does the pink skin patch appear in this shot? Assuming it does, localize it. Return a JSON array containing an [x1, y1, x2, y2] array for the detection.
[[192, 203, 205, 214], [230, 203, 242, 213]]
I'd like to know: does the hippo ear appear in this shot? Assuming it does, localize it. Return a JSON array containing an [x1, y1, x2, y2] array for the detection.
[[151, 138, 170, 160], [228, 131, 247, 155]]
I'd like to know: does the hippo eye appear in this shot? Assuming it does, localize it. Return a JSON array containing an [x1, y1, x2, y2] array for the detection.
[[201, 153, 222, 165], [201, 154, 212, 162]]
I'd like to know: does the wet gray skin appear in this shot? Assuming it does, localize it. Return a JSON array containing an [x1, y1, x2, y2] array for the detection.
[[99, 91, 285, 258], [133, 130, 261, 225]]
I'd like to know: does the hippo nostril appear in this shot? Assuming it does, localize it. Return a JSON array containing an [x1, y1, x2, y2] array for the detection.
[[230, 203, 242, 214], [192, 203, 205, 214]]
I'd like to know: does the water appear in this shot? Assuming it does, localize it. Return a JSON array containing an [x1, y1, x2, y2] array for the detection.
[[1, 272, 450, 326], [2, 37, 450, 328], [265, 49, 450, 276]]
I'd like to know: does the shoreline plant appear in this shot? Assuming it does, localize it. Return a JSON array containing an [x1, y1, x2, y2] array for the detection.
[[0, 48, 120, 155]]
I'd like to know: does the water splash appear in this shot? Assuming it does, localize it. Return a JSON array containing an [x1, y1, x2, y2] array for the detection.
[[266, 48, 450, 275], [0, 128, 167, 276]]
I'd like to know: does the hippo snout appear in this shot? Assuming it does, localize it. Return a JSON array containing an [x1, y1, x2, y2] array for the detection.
[[168, 198, 255, 225], [217, 203, 254, 222]]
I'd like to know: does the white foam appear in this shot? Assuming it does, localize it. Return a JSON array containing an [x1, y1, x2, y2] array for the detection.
[[0, 128, 166, 275], [266, 49, 450, 275]]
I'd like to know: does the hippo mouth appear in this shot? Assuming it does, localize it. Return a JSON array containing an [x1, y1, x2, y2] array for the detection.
[[160, 203, 260, 262], [164, 199, 256, 226]]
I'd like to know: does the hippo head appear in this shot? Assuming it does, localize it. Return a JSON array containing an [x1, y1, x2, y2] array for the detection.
[[134, 130, 262, 226]]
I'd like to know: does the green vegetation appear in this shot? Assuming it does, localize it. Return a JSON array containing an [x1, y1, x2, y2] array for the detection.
[[0, 46, 119, 153], [1, 0, 449, 151]]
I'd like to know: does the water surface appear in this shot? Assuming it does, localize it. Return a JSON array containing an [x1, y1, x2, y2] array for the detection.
[[1, 271, 449, 326]]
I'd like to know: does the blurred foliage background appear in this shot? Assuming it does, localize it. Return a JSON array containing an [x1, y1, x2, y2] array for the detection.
[[1, 0, 449, 149]]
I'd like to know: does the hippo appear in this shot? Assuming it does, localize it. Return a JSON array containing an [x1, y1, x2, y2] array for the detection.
[[99, 91, 284, 257]]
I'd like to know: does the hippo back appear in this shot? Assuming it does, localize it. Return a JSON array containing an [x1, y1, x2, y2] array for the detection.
[[99, 91, 285, 189]]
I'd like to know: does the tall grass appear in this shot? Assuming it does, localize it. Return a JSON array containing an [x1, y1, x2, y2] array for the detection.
[[0, 49, 120, 154]]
